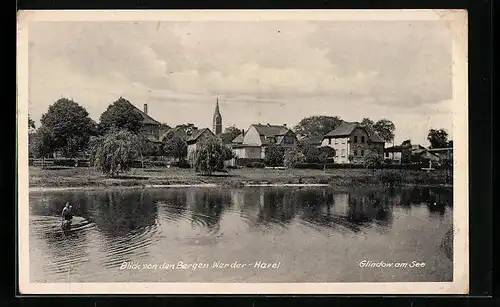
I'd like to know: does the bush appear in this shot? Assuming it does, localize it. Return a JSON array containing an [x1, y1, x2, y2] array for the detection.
[[247, 162, 265, 168], [174, 160, 191, 169], [264, 144, 285, 167], [284, 149, 306, 168], [376, 171, 403, 185]]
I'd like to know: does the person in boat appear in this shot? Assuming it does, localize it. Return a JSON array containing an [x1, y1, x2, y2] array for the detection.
[[61, 202, 73, 229]]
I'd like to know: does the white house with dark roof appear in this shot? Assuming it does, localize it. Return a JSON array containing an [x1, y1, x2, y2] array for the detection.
[[232, 123, 298, 160], [322, 122, 385, 164]]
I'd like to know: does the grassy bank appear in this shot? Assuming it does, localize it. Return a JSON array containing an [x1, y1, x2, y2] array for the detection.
[[28, 166, 452, 189]]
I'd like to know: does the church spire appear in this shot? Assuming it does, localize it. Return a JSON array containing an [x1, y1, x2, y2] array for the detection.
[[213, 96, 222, 135]]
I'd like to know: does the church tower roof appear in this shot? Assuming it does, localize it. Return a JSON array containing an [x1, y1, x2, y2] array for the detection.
[[213, 97, 222, 135]]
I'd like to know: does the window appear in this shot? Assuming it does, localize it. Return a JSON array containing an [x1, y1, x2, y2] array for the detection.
[[341, 149, 346, 157], [361, 136, 365, 143], [385, 152, 389, 158], [342, 139, 346, 144], [334, 139, 338, 145], [354, 136, 358, 143], [354, 150, 358, 156], [328, 138, 331, 145], [361, 150, 365, 156]]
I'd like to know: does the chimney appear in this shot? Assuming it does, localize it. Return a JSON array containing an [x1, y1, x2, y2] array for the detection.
[[143, 103, 148, 115]]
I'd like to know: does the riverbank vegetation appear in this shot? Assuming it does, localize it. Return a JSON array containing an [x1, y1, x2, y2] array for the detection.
[[29, 166, 452, 189]]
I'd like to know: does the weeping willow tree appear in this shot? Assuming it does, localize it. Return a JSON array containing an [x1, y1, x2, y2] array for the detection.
[[89, 129, 139, 177], [192, 138, 228, 176]]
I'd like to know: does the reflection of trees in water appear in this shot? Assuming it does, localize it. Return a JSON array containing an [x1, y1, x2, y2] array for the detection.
[[30, 191, 90, 218], [188, 189, 230, 233], [158, 189, 188, 221], [256, 189, 297, 227], [87, 191, 158, 236], [347, 191, 393, 227], [398, 186, 452, 216]]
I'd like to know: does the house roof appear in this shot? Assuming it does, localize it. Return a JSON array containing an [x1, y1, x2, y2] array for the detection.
[[427, 147, 453, 152], [250, 124, 295, 145], [384, 146, 404, 153], [186, 128, 216, 144], [159, 127, 191, 142], [324, 122, 385, 143], [252, 124, 290, 136], [231, 133, 244, 144], [127, 101, 161, 125]]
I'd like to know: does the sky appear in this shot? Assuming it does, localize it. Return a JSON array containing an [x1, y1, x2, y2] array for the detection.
[[28, 20, 454, 145]]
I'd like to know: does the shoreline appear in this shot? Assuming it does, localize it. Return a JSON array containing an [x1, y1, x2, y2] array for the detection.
[[28, 182, 452, 193], [28, 166, 453, 192]]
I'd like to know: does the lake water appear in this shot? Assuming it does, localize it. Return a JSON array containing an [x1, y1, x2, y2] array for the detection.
[[29, 186, 453, 283]]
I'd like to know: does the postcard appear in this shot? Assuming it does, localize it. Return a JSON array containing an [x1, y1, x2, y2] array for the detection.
[[17, 9, 468, 294]]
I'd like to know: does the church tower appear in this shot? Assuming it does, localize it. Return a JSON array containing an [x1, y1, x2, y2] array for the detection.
[[213, 97, 222, 135]]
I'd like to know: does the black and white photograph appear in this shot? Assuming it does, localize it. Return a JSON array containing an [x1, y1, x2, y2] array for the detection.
[[17, 10, 469, 294]]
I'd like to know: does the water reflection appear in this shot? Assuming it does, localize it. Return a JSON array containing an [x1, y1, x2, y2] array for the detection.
[[29, 185, 453, 282]]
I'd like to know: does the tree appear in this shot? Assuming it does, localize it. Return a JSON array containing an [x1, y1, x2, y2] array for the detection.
[[221, 145, 235, 161], [373, 119, 396, 144], [362, 150, 384, 171], [264, 144, 285, 167], [220, 126, 243, 144], [361, 118, 374, 127], [427, 129, 449, 148], [89, 129, 139, 177], [300, 144, 322, 163], [99, 97, 144, 134], [193, 138, 226, 175], [284, 148, 306, 168], [318, 146, 336, 169], [447, 140, 453, 148], [294, 116, 344, 138], [31, 126, 55, 168], [28, 116, 35, 130], [163, 134, 188, 161], [40, 98, 97, 157]]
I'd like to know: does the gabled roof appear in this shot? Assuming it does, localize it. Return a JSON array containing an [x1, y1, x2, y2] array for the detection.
[[324, 122, 358, 137], [231, 133, 244, 144], [252, 124, 290, 137], [160, 127, 191, 142], [324, 122, 385, 143], [363, 124, 385, 143], [186, 128, 216, 144], [127, 101, 161, 125], [250, 124, 295, 145]]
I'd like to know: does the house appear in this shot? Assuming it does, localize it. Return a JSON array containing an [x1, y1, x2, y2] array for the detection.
[[130, 103, 164, 142], [160, 124, 198, 142], [232, 123, 298, 160], [384, 146, 404, 163], [186, 128, 218, 164], [427, 147, 453, 161], [384, 144, 426, 164], [321, 122, 385, 164]]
